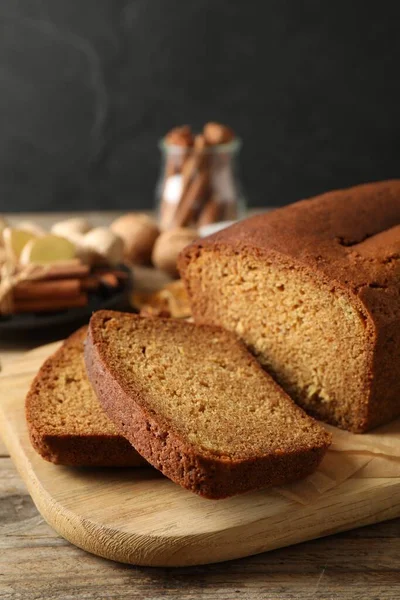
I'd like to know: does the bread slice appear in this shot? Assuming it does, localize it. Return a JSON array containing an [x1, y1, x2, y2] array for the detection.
[[26, 327, 146, 467], [85, 310, 331, 499], [178, 180, 400, 432]]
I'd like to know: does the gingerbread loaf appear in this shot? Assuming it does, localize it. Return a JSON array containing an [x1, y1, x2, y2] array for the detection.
[[26, 327, 146, 466], [179, 180, 400, 433], [84, 311, 330, 499]]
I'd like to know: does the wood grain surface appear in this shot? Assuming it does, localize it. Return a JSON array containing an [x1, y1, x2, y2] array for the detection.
[[1, 451, 400, 600], [1, 342, 400, 600]]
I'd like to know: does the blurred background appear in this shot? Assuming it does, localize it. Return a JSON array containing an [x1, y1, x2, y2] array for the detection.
[[1, 0, 400, 212]]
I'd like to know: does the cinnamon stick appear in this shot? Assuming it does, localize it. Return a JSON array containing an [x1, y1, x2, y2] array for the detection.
[[180, 135, 208, 196], [41, 264, 90, 280], [14, 279, 82, 300], [160, 126, 195, 229], [16, 261, 90, 281], [172, 169, 210, 227], [80, 276, 100, 292], [171, 135, 211, 228], [13, 293, 88, 313], [197, 195, 222, 227]]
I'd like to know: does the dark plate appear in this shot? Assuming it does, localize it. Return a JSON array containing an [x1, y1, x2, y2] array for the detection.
[[0, 265, 134, 343]]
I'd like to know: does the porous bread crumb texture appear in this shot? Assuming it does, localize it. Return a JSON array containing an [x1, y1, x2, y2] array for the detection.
[[85, 311, 331, 498], [183, 249, 371, 432], [26, 327, 145, 466], [89, 313, 327, 458], [179, 180, 400, 433]]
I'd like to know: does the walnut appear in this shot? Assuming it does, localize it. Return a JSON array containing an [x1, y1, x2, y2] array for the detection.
[[165, 125, 194, 147], [111, 214, 160, 265], [79, 227, 124, 267], [203, 122, 235, 145]]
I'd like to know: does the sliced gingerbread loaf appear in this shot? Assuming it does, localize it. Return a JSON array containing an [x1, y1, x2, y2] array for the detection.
[[179, 179, 400, 433], [85, 310, 331, 499], [26, 327, 146, 466]]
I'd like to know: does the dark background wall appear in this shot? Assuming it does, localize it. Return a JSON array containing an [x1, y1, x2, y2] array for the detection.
[[1, 0, 400, 212]]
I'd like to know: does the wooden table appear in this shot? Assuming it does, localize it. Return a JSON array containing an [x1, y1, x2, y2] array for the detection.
[[1, 213, 400, 600]]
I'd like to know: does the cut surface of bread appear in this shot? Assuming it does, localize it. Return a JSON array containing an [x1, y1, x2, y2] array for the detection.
[[26, 327, 146, 466], [85, 310, 331, 499], [179, 180, 400, 433]]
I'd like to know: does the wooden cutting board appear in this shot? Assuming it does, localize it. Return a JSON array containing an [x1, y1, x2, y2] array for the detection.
[[1, 342, 400, 567]]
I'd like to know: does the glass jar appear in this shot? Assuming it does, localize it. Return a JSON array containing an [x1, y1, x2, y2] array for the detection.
[[156, 137, 247, 231]]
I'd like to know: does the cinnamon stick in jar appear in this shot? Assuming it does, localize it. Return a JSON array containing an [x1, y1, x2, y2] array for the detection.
[[197, 194, 222, 227], [180, 134, 208, 196], [159, 122, 240, 230], [160, 126, 194, 230], [171, 135, 210, 228], [172, 168, 210, 228]]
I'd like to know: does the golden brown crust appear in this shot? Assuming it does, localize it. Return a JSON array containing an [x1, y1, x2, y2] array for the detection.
[[28, 427, 144, 467], [84, 311, 330, 499], [178, 180, 400, 432], [25, 326, 146, 467]]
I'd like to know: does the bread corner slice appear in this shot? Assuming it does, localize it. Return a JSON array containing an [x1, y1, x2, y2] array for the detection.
[[26, 326, 146, 467], [85, 310, 331, 498]]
